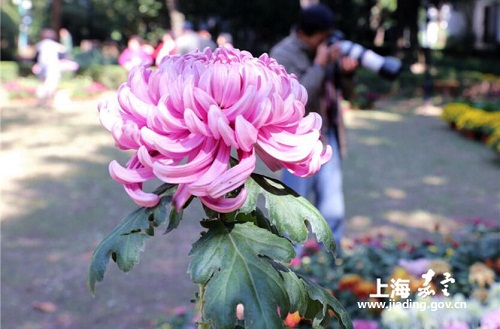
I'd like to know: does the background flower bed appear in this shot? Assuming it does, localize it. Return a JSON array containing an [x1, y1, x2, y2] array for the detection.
[[440, 75, 500, 154], [155, 220, 500, 329], [0, 61, 127, 101], [291, 219, 500, 328], [2, 75, 109, 101]]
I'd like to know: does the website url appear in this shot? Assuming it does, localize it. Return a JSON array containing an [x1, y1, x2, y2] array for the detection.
[[357, 299, 467, 312]]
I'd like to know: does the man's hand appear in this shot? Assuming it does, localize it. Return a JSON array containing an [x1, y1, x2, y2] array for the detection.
[[327, 43, 342, 63], [314, 42, 330, 67], [314, 42, 343, 67], [339, 56, 358, 73]]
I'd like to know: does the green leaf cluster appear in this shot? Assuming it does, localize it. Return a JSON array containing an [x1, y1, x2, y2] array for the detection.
[[87, 174, 352, 329], [87, 184, 182, 293], [188, 220, 351, 329], [241, 174, 336, 255]]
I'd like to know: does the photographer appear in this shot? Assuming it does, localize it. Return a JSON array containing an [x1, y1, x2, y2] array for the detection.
[[270, 4, 358, 254]]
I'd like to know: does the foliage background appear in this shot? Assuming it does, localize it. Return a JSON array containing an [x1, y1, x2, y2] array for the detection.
[[0, 0, 452, 59]]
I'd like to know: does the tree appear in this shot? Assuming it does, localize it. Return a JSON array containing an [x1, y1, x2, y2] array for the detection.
[[165, 0, 184, 38], [324, 0, 377, 44], [51, 0, 61, 33], [394, 0, 420, 59], [24, 0, 171, 47], [177, 0, 300, 54], [1, 3, 19, 60]]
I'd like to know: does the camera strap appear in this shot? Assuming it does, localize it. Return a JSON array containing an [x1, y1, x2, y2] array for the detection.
[[323, 62, 347, 158]]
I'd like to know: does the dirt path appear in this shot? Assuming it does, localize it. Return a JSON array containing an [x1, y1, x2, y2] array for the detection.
[[1, 95, 499, 329], [343, 99, 499, 242]]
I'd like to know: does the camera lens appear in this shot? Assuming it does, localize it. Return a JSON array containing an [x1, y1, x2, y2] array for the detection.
[[328, 31, 402, 80]]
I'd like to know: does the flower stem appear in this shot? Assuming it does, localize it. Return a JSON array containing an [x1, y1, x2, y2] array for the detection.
[[197, 283, 210, 329]]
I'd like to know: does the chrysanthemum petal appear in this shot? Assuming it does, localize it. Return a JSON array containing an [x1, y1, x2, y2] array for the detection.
[[141, 128, 201, 158], [128, 65, 154, 104], [235, 115, 258, 152], [110, 121, 142, 150], [199, 188, 248, 213], [184, 108, 211, 137], [189, 144, 230, 196], [153, 139, 217, 183], [256, 129, 318, 163], [109, 160, 155, 184], [255, 145, 283, 172], [172, 183, 192, 210], [124, 182, 160, 208], [217, 119, 238, 149], [207, 105, 227, 139], [208, 150, 256, 197]]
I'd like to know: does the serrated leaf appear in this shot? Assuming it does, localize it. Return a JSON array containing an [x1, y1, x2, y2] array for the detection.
[[278, 269, 352, 329], [241, 174, 335, 254], [88, 207, 151, 293], [300, 275, 353, 329], [281, 268, 309, 315], [164, 207, 183, 234], [88, 187, 182, 293], [188, 221, 295, 329]]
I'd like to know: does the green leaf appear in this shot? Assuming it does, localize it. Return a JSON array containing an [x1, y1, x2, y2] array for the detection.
[[300, 275, 353, 329], [88, 185, 182, 293], [241, 173, 335, 254], [188, 221, 295, 329], [281, 268, 309, 315], [278, 269, 352, 329]]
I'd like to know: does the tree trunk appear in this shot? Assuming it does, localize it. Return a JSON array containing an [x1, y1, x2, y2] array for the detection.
[[300, 0, 319, 8], [395, 0, 420, 61], [51, 0, 62, 36], [166, 0, 184, 38]]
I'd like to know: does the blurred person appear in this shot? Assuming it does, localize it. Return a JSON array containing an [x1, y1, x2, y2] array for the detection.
[[140, 39, 155, 58], [32, 28, 66, 108], [118, 35, 153, 71], [101, 40, 120, 64], [153, 31, 177, 66], [59, 28, 73, 59], [270, 4, 358, 254], [58, 29, 79, 74], [74, 40, 104, 70], [176, 21, 202, 55], [198, 29, 217, 50], [216, 32, 234, 49]]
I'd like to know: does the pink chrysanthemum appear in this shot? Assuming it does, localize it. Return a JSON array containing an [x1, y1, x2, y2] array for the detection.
[[99, 47, 331, 212]]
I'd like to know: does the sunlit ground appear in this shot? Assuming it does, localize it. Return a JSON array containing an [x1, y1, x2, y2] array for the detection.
[[1, 92, 499, 329], [1, 93, 118, 221]]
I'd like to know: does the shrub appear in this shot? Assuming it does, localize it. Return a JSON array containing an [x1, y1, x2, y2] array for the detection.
[[441, 102, 500, 153], [486, 130, 500, 153], [84, 64, 127, 90], [4, 75, 109, 100], [156, 220, 500, 328], [60, 75, 109, 99], [1, 7, 19, 61], [0, 61, 19, 82]]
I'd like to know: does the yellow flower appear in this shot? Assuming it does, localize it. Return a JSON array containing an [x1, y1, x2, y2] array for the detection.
[[429, 259, 451, 275], [427, 245, 438, 253], [391, 266, 411, 280], [469, 262, 495, 288], [441, 101, 500, 154], [338, 274, 363, 290], [284, 311, 301, 328], [353, 280, 377, 298], [301, 256, 311, 265], [445, 248, 455, 257], [471, 287, 489, 303]]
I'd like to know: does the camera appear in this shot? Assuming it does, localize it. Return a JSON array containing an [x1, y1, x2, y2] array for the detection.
[[328, 30, 402, 81]]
